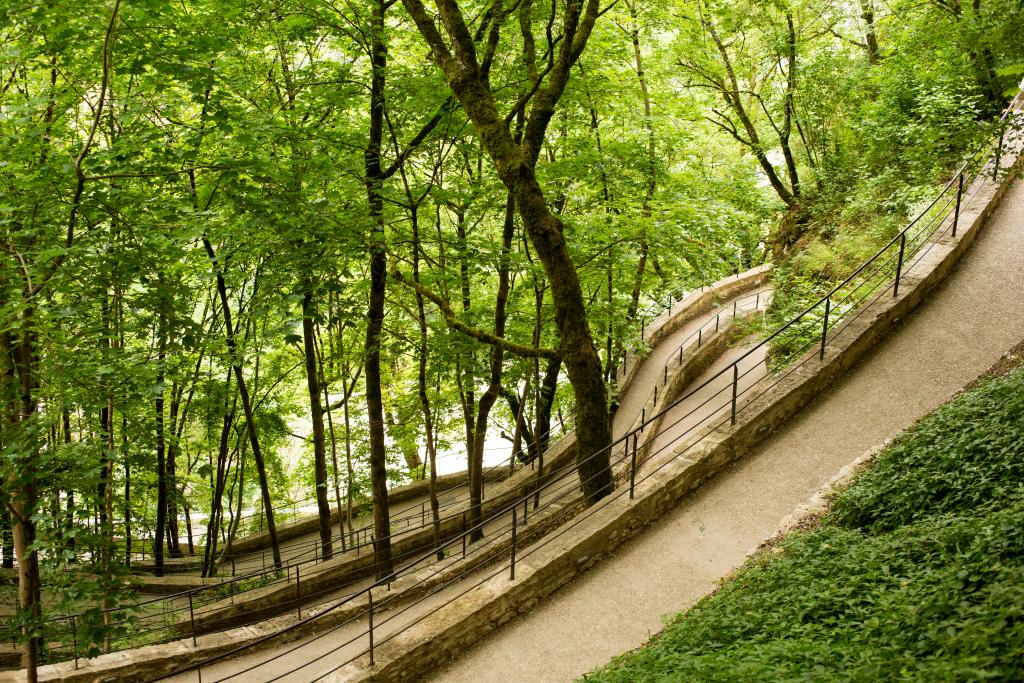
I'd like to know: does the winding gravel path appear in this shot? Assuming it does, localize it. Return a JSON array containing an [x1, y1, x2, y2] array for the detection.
[[430, 178, 1024, 683]]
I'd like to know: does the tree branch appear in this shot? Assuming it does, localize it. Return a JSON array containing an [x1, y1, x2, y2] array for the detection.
[[389, 267, 560, 360]]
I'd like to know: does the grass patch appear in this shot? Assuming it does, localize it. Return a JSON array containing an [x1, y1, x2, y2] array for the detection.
[[583, 362, 1024, 682]]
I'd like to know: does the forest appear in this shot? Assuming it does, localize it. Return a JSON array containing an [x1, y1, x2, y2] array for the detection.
[[1, 0, 1022, 678]]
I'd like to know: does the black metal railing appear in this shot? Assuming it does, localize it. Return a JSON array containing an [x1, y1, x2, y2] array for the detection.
[[134, 90, 1024, 682]]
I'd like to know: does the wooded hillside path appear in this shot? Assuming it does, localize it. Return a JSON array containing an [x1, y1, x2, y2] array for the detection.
[[154, 280, 770, 682], [429, 179, 1024, 683]]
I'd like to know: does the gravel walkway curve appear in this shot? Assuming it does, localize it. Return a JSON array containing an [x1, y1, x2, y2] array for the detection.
[[430, 178, 1024, 683]]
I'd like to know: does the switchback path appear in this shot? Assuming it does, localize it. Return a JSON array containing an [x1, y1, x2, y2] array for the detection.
[[154, 283, 770, 682], [430, 179, 1024, 683]]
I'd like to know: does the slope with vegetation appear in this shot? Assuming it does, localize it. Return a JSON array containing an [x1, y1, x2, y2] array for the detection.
[[584, 347, 1024, 682]]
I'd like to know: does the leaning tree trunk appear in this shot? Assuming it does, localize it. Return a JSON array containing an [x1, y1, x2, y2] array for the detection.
[[400, 0, 614, 504], [202, 237, 282, 569]]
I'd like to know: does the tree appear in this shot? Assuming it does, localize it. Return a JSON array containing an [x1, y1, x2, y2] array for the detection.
[[400, 0, 615, 505]]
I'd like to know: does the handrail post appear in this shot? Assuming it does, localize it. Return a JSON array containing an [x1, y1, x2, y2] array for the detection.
[[462, 511, 467, 558], [894, 232, 907, 297], [820, 297, 831, 361], [523, 486, 528, 525], [70, 615, 78, 669], [368, 588, 374, 665], [993, 127, 1005, 180], [730, 364, 738, 426], [715, 313, 720, 332], [510, 507, 517, 580], [653, 384, 658, 406], [188, 593, 197, 646], [698, 327, 702, 346], [296, 565, 301, 619], [629, 433, 638, 500], [952, 172, 964, 238]]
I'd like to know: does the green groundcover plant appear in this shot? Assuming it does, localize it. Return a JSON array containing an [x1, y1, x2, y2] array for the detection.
[[584, 366, 1024, 682]]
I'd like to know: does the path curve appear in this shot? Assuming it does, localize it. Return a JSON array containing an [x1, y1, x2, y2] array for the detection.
[[429, 179, 1024, 683]]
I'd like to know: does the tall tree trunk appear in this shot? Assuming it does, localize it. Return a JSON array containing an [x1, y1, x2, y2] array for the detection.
[[858, 0, 880, 64], [625, 0, 655, 328], [153, 289, 168, 577], [468, 189, 517, 541], [2, 321, 43, 679], [363, 0, 393, 580], [302, 277, 333, 560]]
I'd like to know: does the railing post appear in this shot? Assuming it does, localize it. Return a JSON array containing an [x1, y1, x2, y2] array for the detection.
[[820, 297, 831, 361], [462, 511, 467, 558], [698, 328, 702, 346], [756, 292, 760, 310], [521, 486, 528, 526], [640, 407, 645, 431], [663, 365, 667, 385], [421, 502, 425, 526], [629, 433, 638, 500], [678, 345, 683, 364], [296, 565, 301, 619], [368, 588, 374, 665], [894, 232, 907, 297], [952, 172, 964, 238], [993, 127, 1005, 180], [70, 615, 78, 669], [730, 364, 738, 426], [733, 300, 737, 318], [510, 507, 517, 580], [188, 593, 197, 646], [715, 313, 720, 332], [653, 384, 658, 406]]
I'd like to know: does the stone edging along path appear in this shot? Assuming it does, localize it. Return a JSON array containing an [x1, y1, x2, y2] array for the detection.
[[24, 259, 771, 682], [618, 266, 770, 397], [320, 143, 1024, 679], [164, 266, 776, 635]]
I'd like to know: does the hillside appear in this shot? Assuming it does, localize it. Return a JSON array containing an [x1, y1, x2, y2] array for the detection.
[[584, 344, 1024, 682]]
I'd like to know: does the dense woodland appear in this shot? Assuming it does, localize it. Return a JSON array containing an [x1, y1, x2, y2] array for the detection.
[[1, 0, 1021, 676]]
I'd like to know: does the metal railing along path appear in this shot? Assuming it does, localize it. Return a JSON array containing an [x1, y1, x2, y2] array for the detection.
[[134, 91, 1024, 683], [23, 240, 751, 668]]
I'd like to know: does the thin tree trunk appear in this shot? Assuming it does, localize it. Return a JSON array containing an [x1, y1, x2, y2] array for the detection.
[[409, 188, 443, 557], [302, 277, 333, 560], [154, 290, 168, 577], [202, 238, 282, 569]]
